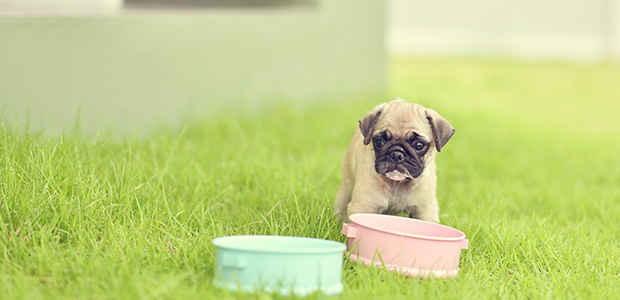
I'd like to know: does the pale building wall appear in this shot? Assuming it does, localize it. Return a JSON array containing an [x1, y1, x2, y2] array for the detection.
[[388, 0, 620, 61], [0, 0, 386, 134]]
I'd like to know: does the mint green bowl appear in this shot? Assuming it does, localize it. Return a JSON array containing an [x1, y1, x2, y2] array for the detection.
[[212, 235, 346, 296]]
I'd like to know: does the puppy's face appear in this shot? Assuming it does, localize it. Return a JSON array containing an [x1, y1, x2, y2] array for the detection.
[[359, 100, 454, 182], [371, 129, 430, 181]]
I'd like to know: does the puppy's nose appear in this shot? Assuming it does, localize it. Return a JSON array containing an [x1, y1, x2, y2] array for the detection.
[[391, 151, 405, 162]]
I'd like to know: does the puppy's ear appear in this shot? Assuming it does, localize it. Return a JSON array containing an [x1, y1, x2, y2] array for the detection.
[[359, 104, 386, 145], [425, 109, 455, 152]]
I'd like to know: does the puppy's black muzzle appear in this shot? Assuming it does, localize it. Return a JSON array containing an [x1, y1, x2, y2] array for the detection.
[[385, 143, 412, 162], [375, 141, 426, 179], [390, 149, 405, 163]]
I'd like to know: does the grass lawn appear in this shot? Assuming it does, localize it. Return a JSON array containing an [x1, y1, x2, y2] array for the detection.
[[2, 57, 620, 299]]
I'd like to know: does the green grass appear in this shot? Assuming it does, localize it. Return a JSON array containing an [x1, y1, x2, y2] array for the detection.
[[2, 57, 620, 299]]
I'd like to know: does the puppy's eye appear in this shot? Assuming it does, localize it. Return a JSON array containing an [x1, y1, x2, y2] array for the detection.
[[414, 142, 425, 151], [374, 138, 385, 148]]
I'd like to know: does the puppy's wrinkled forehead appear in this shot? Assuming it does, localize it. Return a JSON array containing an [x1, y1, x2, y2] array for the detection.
[[375, 101, 432, 140]]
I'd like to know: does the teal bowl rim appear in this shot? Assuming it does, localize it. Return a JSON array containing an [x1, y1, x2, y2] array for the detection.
[[212, 235, 346, 255]]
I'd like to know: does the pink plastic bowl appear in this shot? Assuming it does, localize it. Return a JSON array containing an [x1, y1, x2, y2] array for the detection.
[[342, 213, 469, 278]]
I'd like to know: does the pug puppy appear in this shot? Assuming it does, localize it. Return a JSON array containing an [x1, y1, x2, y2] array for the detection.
[[334, 99, 454, 222]]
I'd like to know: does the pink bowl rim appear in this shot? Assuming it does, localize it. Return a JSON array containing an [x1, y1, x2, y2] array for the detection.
[[349, 213, 466, 242]]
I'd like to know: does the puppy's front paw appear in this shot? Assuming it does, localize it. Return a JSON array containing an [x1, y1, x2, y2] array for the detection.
[[346, 202, 387, 220]]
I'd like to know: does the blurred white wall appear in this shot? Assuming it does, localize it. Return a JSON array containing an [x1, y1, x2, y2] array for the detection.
[[388, 0, 620, 61], [0, 0, 386, 135], [0, 0, 122, 13]]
